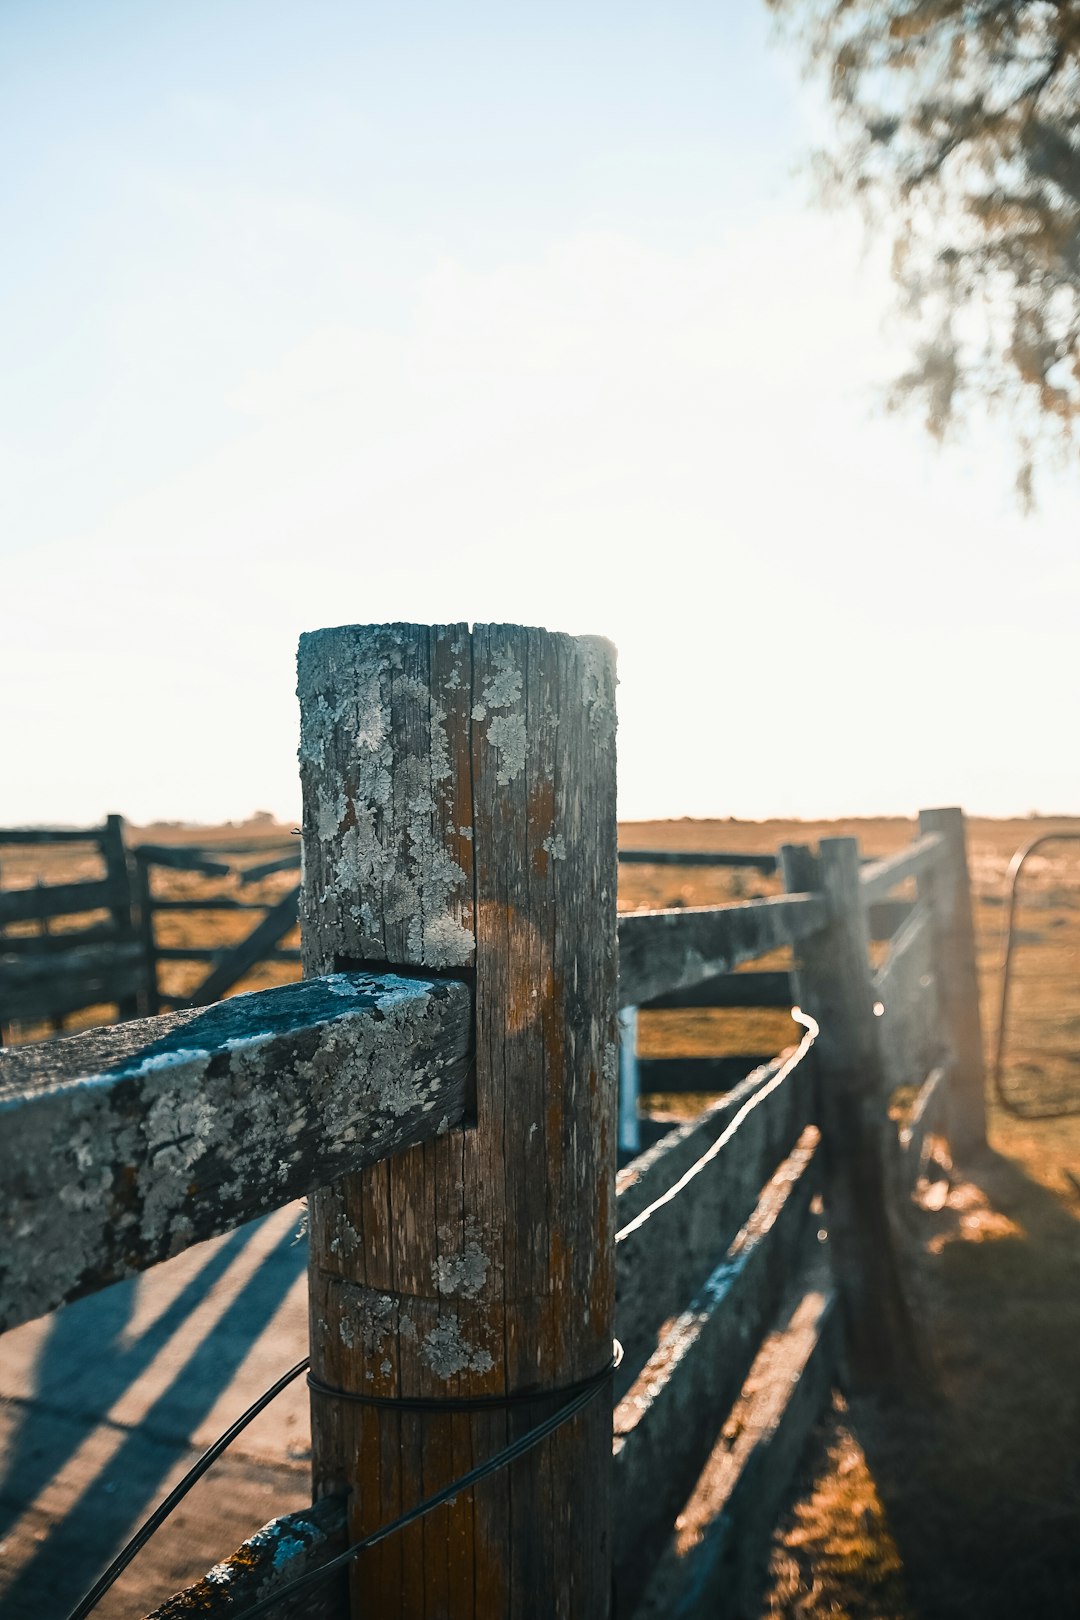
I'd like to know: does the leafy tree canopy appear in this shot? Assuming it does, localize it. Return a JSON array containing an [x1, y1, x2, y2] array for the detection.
[[768, 0, 1080, 500]]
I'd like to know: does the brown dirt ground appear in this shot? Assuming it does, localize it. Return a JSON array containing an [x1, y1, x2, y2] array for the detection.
[[5, 813, 1079, 1616]]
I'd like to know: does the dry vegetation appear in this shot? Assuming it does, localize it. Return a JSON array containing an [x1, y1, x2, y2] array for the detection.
[[4, 813, 1079, 1615]]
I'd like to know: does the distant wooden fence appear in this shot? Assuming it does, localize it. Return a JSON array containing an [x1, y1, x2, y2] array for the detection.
[[0, 622, 986, 1620], [0, 816, 140, 1039], [0, 829, 301, 1039]]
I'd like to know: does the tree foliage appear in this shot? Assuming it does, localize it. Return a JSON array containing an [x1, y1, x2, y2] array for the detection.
[[768, 0, 1080, 496]]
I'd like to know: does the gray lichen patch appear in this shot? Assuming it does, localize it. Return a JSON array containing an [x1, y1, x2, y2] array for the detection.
[[473, 645, 528, 785], [579, 636, 617, 747], [485, 712, 527, 786], [421, 1316, 495, 1379], [542, 833, 567, 861], [432, 1218, 490, 1299], [297, 626, 474, 970]]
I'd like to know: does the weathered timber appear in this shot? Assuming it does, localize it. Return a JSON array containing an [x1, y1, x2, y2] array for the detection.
[[153, 945, 303, 963], [133, 851, 161, 1016], [615, 1045, 814, 1396], [0, 970, 471, 1332], [146, 1495, 348, 1620], [618, 849, 778, 872], [897, 1063, 949, 1194], [635, 1280, 841, 1620], [617, 893, 826, 1010], [0, 942, 145, 1026], [859, 832, 944, 905], [612, 1129, 823, 1610], [0, 877, 125, 926], [300, 622, 619, 1619], [640, 969, 793, 1010], [872, 903, 943, 1096], [181, 886, 300, 1008], [132, 844, 233, 876], [240, 851, 302, 883], [0, 825, 107, 844], [616, 1057, 786, 1228], [868, 897, 916, 941], [781, 840, 924, 1390], [101, 814, 139, 1018], [918, 807, 988, 1155], [638, 1054, 781, 1094], [149, 897, 270, 912], [0, 921, 123, 955]]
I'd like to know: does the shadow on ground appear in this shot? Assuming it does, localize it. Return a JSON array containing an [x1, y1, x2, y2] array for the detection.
[[766, 1140, 1080, 1619], [0, 1213, 308, 1619]]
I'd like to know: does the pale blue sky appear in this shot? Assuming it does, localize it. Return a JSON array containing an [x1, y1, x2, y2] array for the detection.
[[3, 2, 1077, 825]]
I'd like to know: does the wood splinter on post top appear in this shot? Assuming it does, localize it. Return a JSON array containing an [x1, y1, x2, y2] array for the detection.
[[298, 621, 619, 1620]]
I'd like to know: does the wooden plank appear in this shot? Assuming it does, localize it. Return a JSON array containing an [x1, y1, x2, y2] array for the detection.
[[149, 898, 270, 912], [868, 897, 915, 941], [617, 893, 826, 1010], [0, 826, 108, 845], [641, 969, 793, 1010], [633, 1281, 842, 1620], [132, 844, 233, 876], [0, 943, 145, 1025], [618, 849, 777, 872], [300, 621, 619, 1619], [872, 903, 943, 1095], [859, 832, 944, 905], [612, 1129, 823, 1609], [918, 807, 988, 1155], [146, 1495, 348, 1620], [181, 886, 300, 1007], [99, 815, 139, 1019], [0, 922, 124, 955], [240, 852, 302, 883], [0, 969, 472, 1332], [0, 878, 122, 926], [897, 1063, 950, 1193], [615, 1033, 816, 1397], [781, 840, 924, 1390], [639, 1054, 782, 1094], [133, 852, 160, 1017]]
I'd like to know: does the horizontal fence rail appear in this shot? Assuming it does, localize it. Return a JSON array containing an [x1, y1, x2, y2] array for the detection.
[[617, 893, 827, 1009], [0, 971, 471, 1331], [618, 849, 778, 872], [859, 831, 944, 905]]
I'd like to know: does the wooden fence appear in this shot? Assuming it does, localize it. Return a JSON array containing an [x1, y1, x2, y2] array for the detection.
[[0, 829, 301, 1038], [0, 621, 986, 1620]]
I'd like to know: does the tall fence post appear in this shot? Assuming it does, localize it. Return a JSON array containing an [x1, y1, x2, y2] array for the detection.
[[298, 622, 619, 1618], [780, 838, 923, 1389], [617, 1004, 641, 1156], [101, 813, 138, 1019], [917, 806, 987, 1157]]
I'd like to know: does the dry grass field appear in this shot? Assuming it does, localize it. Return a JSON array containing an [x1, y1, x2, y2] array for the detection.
[[3, 813, 1079, 1616]]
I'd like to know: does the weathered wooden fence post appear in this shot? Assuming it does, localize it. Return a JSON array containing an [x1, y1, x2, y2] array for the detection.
[[617, 1004, 641, 1155], [101, 813, 138, 1019], [780, 838, 922, 1389], [917, 807, 987, 1156], [298, 622, 619, 1618]]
